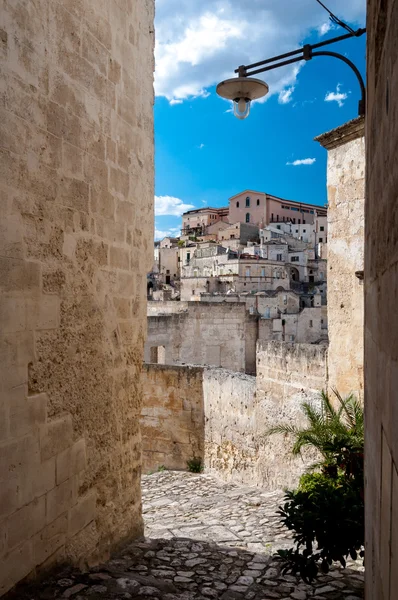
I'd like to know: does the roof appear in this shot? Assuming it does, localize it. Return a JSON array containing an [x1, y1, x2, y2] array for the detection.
[[182, 206, 229, 216], [228, 190, 327, 212], [314, 116, 365, 150]]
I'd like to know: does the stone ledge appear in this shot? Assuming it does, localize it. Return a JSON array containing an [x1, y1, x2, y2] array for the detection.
[[314, 116, 365, 150]]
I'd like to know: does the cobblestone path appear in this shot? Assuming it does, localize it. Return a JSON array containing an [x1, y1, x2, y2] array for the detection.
[[9, 471, 364, 600]]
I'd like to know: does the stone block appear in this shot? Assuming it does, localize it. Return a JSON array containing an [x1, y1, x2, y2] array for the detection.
[[82, 30, 109, 76], [32, 512, 68, 565], [62, 141, 84, 180], [0, 258, 41, 292], [109, 166, 129, 198], [46, 478, 75, 525], [40, 414, 73, 461], [68, 490, 97, 537], [7, 495, 46, 550], [56, 438, 87, 485], [0, 540, 33, 597], [0, 434, 40, 480], [9, 392, 47, 438], [56, 176, 89, 213], [0, 477, 20, 519], [110, 246, 130, 270]]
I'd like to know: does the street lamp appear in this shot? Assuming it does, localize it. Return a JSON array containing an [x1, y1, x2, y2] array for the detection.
[[216, 28, 366, 118]]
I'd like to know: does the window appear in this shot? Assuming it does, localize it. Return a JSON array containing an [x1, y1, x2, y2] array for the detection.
[[309, 320, 313, 328], [245, 267, 251, 277], [193, 269, 198, 277], [257, 199, 260, 206], [166, 269, 170, 274], [264, 307, 271, 319], [290, 335, 295, 341], [187, 252, 191, 261], [276, 214, 279, 222], [236, 201, 239, 208], [245, 213, 250, 223], [261, 267, 265, 277], [292, 218, 296, 224], [277, 225, 281, 230], [291, 256, 299, 262], [310, 210, 314, 214], [303, 220, 306, 224], [319, 237, 323, 243], [298, 219, 301, 224], [283, 295, 287, 305], [246, 196, 250, 207], [291, 207, 299, 212], [303, 229, 306, 233], [283, 216, 285, 222], [276, 253, 282, 261], [320, 226, 325, 231], [230, 234, 235, 239], [296, 229, 299, 233], [271, 213, 274, 221]]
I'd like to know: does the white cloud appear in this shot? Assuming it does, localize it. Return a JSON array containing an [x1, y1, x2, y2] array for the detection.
[[155, 0, 365, 104], [169, 99, 183, 105], [197, 143, 205, 149], [278, 86, 295, 104], [155, 227, 181, 241], [318, 21, 333, 36], [325, 83, 349, 107], [155, 195, 195, 217], [287, 158, 316, 166]]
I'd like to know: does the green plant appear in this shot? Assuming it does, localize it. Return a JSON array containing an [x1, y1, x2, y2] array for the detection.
[[187, 457, 203, 473], [266, 390, 364, 582], [157, 465, 167, 472], [178, 240, 185, 247], [266, 389, 364, 482]]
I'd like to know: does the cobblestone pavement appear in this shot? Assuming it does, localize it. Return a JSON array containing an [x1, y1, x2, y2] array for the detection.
[[9, 471, 364, 600]]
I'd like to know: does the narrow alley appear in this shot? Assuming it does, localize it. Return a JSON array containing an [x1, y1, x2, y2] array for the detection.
[[9, 472, 364, 600]]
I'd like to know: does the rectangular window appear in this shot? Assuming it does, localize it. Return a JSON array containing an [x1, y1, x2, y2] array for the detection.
[[245, 268, 251, 277], [319, 237, 323, 243], [290, 335, 295, 341], [303, 229, 306, 233], [320, 226, 325, 231], [309, 320, 313, 328], [291, 207, 299, 212], [261, 267, 265, 277], [166, 269, 170, 274], [291, 256, 299, 262], [277, 225, 281, 230], [187, 252, 190, 261], [246, 197, 250, 207], [276, 253, 282, 261], [283, 295, 287, 304], [296, 229, 299, 233]]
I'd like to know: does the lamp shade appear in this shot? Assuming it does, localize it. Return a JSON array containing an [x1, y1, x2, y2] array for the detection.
[[216, 77, 269, 101]]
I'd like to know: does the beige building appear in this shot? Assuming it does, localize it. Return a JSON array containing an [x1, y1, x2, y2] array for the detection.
[[0, 0, 154, 594], [228, 190, 327, 228], [315, 118, 365, 399]]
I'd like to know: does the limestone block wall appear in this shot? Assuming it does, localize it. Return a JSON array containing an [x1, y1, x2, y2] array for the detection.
[[255, 341, 328, 489], [0, 0, 154, 594], [315, 119, 365, 399], [142, 342, 327, 490], [141, 365, 204, 472], [203, 369, 258, 483], [365, 1, 398, 598], [145, 302, 248, 372]]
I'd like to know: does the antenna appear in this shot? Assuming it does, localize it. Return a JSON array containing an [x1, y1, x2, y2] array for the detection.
[[315, 0, 356, 34]]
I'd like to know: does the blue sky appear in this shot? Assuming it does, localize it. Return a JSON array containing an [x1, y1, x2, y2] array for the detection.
[[154, 0, 366, 240]]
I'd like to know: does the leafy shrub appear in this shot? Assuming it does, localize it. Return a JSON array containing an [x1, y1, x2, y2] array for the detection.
[[267, 390, 364, 582], [187, 457, 203, 473]]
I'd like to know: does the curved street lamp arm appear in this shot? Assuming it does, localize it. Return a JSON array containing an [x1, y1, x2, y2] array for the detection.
[[308, 49, 366, 116]]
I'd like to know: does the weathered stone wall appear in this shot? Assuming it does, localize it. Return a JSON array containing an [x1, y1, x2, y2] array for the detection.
[[142, 341, 327, 490], [145, 302, 248, 372], [365, 1, 398, 598], [203, 369, 258, 483], [255, 341, 328, 489], [315, 119, 365, 398], [0, 0, 154, 594], [141, 365, 204, 473]]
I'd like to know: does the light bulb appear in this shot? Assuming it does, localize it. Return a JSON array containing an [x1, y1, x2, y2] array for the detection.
[[233, 97, 251, 120]]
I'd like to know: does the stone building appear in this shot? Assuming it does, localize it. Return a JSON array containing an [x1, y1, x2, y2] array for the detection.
[[365, 0, 398, 598], [228, 190, 327, 227], [181, 206, 229, 236], [0, 0, 154, 595], [315, 118, 365, 399]]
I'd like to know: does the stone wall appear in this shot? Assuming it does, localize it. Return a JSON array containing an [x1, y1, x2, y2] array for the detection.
[[142, 341, 327, 490], [315, 118, 365, 398], [0, 0, 154, 594], [141, 365, 204, 472], [255, 341, 328, 489], [365, 1, 398, 598], [145, 302, 248, 373]]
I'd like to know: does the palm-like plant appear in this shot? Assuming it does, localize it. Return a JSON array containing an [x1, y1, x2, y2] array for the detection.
[[266, 389, 364, 480]]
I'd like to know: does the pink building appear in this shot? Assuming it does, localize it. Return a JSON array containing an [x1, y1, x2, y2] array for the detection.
[[228, 190, 327, 228], [182, 206, 229, 235]]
